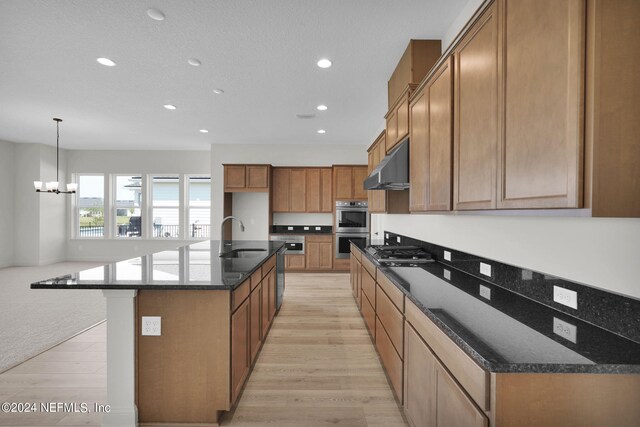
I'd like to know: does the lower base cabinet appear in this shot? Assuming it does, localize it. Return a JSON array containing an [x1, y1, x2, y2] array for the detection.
[[285, 254, 306, 270], [306, 235, 333, 270], [249, 284, 262, 363], [404, 323, 487, 427], [376, 317, 404, 403], [231, 298, 251, 404]]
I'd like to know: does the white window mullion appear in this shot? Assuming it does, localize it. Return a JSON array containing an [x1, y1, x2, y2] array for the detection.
[[104, 173, 112, 239], [142, 174, 150, 239], [179, 173, 187, 240]]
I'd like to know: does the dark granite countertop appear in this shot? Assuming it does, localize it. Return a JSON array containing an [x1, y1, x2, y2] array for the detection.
[[31, 240, 285, 291], [352, 244, 640, 374]]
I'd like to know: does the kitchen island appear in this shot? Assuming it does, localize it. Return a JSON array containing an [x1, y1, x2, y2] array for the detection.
[[31, 240, 285, 427]]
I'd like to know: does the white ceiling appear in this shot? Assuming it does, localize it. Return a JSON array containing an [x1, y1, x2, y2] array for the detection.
[[0, 0, 466, 150]]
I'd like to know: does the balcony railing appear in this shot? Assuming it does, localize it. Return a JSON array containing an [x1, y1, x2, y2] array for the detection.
[[79, 224, 210, 238]]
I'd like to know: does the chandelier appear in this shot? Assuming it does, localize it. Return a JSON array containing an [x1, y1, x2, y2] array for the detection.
[[33, 118, 77, 194]]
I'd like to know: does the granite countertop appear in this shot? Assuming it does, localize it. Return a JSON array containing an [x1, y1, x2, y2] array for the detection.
[[352, 244, 640, 374], [31, 240, 285, 291]]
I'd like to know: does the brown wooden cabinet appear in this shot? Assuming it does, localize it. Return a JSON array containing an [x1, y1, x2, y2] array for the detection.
[[285, 254, 305, 271], [333, 165, 368, 201], [410, 57, 453, 212], [224, 164, 270, 192], [306, 235, 333, 270], [404, 323, 487, 427], [231, 298, 250, 404], [272, 167, 332, 213], [249, 284, 262, 363], [368, 131, 410, 214], [261, 275, 270, 338], [267, 267, 276, 322], [386, 87, 415, 153], [498, 0, 585, 209], [453, 2, 499, 210]]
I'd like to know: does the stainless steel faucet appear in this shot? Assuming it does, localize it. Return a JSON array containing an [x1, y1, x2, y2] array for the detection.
[[219, 216, 245, 255]]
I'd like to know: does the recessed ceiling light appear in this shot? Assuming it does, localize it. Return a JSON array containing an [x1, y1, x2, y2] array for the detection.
[[147, 8, 165, 21], [199, 129, 209, 133], [97, 57, 116, 67], [163, 104, 177, 110], [188, 58, 201, 66], [213, 89, 225, 95], [317, 129, 326, 134], [296, 113, 316, 119], [317, 104, 328, 111], [317, 58, 332, 68]]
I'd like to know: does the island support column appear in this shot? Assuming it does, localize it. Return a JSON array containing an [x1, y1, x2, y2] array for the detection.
[[101, 290, 138, 427]]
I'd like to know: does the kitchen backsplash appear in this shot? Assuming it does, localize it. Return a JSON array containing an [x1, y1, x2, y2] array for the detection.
[[383, 231, 640, 344]]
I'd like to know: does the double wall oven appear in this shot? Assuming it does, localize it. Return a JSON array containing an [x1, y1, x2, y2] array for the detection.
[[335, 201, 368, 259]]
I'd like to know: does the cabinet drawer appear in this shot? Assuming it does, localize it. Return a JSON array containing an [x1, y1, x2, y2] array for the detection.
[[307, 234, 332, 243], [250, 269, 262, 291], [361, 255, 377, 280], [262, 254, 276, 275], [406, 300, 489, 411], [376, 269, 404, 312], [350, 243, 362, 261], [376, 284, 404, 359], [232, 279, 251, 312], [436, 359, 488, 427], [361, 269, 376, 308], [376, 317, 403, 403], [362, 292, 376, 339]]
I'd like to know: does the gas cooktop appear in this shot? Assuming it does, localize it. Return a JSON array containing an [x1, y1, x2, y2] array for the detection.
[[366, 245, 434, 266]]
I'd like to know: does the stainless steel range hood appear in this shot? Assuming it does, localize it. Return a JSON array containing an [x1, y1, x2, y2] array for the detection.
[[363, 138, 409, 190]]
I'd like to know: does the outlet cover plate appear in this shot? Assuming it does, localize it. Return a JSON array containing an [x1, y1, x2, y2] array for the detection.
[[553, 286, 578, 310], [553, 317, 577, 343], [444, 251, 452, 261], [141, 316, 161, 336], [479, 284, 491, 300], [480, 262, 492, 277]]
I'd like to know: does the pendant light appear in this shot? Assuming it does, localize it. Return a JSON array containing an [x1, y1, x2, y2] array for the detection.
[[34, 118, 77, 194]]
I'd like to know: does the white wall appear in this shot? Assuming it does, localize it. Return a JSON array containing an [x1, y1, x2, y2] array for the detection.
[[211, 144, 367, 240], [0, 141, 15, 267], [442, 0, 485, 50], [232, 192, 270, 240], [12, 144, 42, 265], [38, 144, 68, 264], [66, 149, 210, 262]]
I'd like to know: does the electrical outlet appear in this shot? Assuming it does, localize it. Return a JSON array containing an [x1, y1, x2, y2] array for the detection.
[[553, 317, 577, 343], [315, 227, 321, 231], [443, 269, 451, 280], [141, 316, 161, 336], [444, 250, 451, 261], [479, 284, 491, 300], [522, 270, 533, 280], [553, 286, 578, 309], [480, 262, 492, 277], [287, 226, 293, 231], [396, 236, 401, 243], [385, 233, 389, 239], [303, 226, 309, 230]]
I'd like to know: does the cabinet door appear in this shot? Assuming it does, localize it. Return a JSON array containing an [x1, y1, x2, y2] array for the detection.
[[306, 241, 321, 269], [386, 110, 398, 152], [427, 57, 453, 211], [396, 94, 410, 142], [319, 242, 333, 269], [250, 285, 262, 363], [320, 168, 333, 212], [454, 2, 499, 210], [352, 166, 368, 200], [305, 168, 321, 212], [285, 254, 306, 270], [436, 363, 488, 427], [404, 323, 437, 427], [410, 88, 428, 212], [246, 165, 269, 190], [333, 166, 353, 200], [498, 0, 584, 209], [224, 165, 246, 190], [272, 168, 290, 212], [231, 298, 250, 404], [290, 168, 307, 212], [267, 268, 276, 321]]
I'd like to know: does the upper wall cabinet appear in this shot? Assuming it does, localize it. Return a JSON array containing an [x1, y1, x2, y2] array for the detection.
[[368, 132, 410, 214], [453, 2, 499, 210], [410, 57, 453, 212], [333, 166, 368, 201], [388, 40, 442, 108], [271, 167, 332, 213], [224, 164, 270, 192], [498, 0, 585, 209], [386, 86, 415, 153]]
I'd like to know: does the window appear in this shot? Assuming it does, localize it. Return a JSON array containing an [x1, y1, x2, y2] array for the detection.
[[114, 175, 142, 238], [77, 175, 105, 238], [152, 175, 180, 238], [188, 176, 211, 238]]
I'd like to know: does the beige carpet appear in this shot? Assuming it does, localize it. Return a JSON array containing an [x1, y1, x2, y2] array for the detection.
[[0, 262, 106, 372]]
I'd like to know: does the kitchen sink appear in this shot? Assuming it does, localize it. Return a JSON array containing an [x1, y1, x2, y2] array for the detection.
[[220, 248, 267, 259]]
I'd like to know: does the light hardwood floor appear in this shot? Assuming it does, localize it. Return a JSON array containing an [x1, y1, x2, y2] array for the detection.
[[0, 273, 407, 426]]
